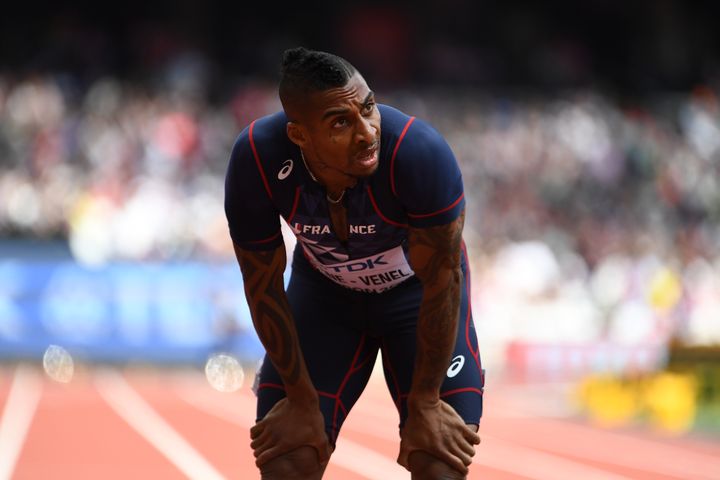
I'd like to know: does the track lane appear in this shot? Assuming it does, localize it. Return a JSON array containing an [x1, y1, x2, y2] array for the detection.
[[95, 370, 225, 480], [12, 368, 183, 480], [5, 365, 720, 480], [480, 415, 720, 480], [171, 368, 720, 480], [348, 381, 627, 480]]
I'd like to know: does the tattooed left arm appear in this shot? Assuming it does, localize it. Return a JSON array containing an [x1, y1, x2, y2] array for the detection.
[[398, 208, 479, 473]]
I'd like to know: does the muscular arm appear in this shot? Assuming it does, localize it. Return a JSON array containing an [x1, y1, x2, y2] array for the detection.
[[235, 243, 330, 467], [399, 209, 478, 473], [406, 209, 465, 407], [233, 243, 317, 405]]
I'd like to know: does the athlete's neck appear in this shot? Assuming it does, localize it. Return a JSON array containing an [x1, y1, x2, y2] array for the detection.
[[300, 150, 356, 196]]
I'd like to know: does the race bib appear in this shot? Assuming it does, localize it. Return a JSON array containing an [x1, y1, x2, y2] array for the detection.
[[302, 244, 415, 293]]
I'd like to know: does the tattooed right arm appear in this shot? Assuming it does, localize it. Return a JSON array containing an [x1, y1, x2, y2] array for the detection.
[[233, 243, 317, 404]]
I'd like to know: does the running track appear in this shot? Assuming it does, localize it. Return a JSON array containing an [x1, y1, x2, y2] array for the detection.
[[1, 363, 719, 479]]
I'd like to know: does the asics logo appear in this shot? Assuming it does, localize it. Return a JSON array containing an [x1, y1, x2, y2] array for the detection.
[[447, 355, 465, 378], [278, 159, 293, 180]]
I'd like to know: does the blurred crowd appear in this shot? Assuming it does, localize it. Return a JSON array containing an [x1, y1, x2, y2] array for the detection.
[[0, 62, 276, 263], [1, 69, 719, 351]]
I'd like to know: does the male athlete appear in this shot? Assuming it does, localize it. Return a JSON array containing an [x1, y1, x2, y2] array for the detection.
[[224, 47, 484, 480]]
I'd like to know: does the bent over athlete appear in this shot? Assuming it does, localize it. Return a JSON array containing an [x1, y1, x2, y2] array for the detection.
[[225, 47, 484, 480]]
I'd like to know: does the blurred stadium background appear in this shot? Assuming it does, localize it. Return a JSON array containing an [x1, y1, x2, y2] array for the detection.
[[1, 0, 720, 476]]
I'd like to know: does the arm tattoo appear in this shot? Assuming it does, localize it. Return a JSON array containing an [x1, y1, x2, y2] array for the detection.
[[237, 247, 302, 386], [408, 209, 465, 394]]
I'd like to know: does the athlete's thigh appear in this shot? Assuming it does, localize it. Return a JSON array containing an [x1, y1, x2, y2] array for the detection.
[[377, 268, 484, 428], [255, 266, 379, 444]]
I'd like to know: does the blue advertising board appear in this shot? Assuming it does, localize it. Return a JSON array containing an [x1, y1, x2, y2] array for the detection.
[[0, 260, 268, 365]]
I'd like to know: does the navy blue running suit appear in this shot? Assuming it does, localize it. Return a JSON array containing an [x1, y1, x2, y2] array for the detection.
[[225, 104, 484, 444]]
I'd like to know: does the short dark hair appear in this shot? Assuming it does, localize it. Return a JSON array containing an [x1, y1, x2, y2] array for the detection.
[[279, 47, 357, 113]]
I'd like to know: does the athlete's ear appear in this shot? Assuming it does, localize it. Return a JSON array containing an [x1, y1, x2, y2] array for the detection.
[[286, 122, 307, 148]]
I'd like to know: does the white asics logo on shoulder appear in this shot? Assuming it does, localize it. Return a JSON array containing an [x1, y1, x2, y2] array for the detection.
[[447, 355, 465, 378], [278, 159, 293, 180]]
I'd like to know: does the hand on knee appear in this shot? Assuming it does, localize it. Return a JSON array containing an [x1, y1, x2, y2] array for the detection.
[[260, 446, 325, 480]]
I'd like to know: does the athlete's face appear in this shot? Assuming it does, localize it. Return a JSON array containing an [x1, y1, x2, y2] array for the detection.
[[290, 73, 381, 181]]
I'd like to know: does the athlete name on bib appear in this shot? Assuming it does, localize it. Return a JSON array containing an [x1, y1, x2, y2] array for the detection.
[[303, 244, 415, 293]]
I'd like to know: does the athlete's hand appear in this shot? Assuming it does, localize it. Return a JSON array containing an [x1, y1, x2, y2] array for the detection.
[[398, 398, 480, 474], [250, 397, 331, 467]]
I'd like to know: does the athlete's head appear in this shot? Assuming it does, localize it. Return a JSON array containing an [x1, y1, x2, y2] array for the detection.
[[280, 47, 381, 182]]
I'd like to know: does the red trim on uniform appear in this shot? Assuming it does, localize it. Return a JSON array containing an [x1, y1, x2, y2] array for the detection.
[[440, 387, 484, 398], [331, 334, 366, 442], [341, 398, 351, 415], [258, 382, 284, 390], [350, 353, 375, 374], [407, 192, 464, 219], [366, 186, 408, 228], [462, 242, 482, 372], [336, 335, 366, 395], [287, 186, 301, 223], [246, 229, 282, 245], [320, 392, 348, 420], [249, 120, 273, 199], [257, 383, 338, 402], [390, 116, 416, 197], [398, 386, 484, 400], [381, 340, 403, 412]]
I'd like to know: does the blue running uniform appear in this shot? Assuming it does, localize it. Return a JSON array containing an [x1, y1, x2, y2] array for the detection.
[[225, 104, 483, 443]]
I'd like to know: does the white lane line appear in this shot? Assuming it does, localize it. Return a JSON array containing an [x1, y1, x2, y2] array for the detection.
[[95, 370, 225, 480], [0, 366, 42, 480], [172, 383, 407, 480]]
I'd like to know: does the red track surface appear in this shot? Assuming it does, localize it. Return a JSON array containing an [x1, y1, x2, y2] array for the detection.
[[1, 364, 719, 480]]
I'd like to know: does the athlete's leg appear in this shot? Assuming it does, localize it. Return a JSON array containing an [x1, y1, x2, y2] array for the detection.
[[254, 263, 379, 478]]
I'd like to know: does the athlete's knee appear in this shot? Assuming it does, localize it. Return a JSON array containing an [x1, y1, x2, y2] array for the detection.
[[408, 450, 467, 480], [259, 446, 326, 480]]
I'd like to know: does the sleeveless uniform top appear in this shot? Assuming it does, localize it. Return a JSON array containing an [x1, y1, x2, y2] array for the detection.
[[224, 104, 465, 293]]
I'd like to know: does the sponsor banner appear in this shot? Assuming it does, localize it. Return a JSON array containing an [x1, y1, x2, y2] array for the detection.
[[505, 341, 669, 380], [0, 261, 266, 364], [302, 244, 415, 293]]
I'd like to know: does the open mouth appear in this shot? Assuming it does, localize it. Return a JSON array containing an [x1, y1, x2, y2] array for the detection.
[[355, 145, 379, 168]]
